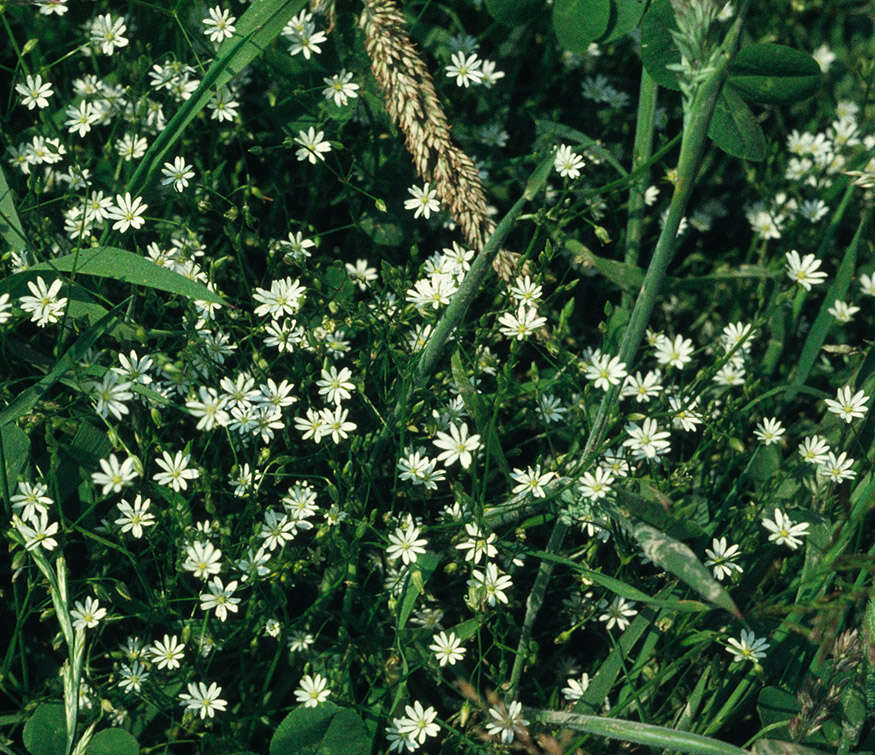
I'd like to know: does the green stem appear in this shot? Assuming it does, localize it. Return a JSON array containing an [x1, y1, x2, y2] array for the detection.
[[508, 9, 748, 695], [621, 69, 659, 312]]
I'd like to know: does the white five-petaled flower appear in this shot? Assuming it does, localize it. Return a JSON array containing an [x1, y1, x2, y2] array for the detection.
[[149, 634, 186, 670], [294, 127, 331, 164], [485, 701, 528, 745], [16, 74, 54, 109], [429, 631, 466, 667], [203, 6, 236, 43], [554, 144, 585, 179], [824, 385, 869, 423], [622, 418, 671, 460], [753, 417, 785, 446], [498, 304, 547, 340], [199, 576, 240, 621], [584, 353, 628, 390], [470, 562, 513, 606], [395, 700, 440, 745], [704, 537, 744, 581], [726, 629, 769, 663], [322, 70, 359, 107], [655, 334, 694, 369], [445, 51, 484, 87], [818, 450, 856, 483], [70, 596, 107, 630], [161, 156, 195, 192], [433, 422, 481, 469], [785, 249, 828, 290], [798, 435, 830, 465], [115, 494, 156, 538], [107, 192, 147, 233], [404, 183, 440, 219], [761, 508, 809, 550], [179, 681, 227, 719], [510, 465, 556, 498], [153, 450, 200, 492], [19, 276, 67, 327], [598, 596, 637, 631], [294, 674, 331, 707], [386, 522, 428, 565]]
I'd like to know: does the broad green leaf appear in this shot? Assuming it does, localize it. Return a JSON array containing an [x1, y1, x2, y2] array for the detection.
[[318, 708, 371, 755], [708, 86, 766, 161], [85, 728, 139, 755], [729, 43, 822, 105], [397, 553, 439, 631], [1, 424, 30, 495], [485, 0, 542, 25], [619, 517, 740, 617], [0, 307, 122, 428], [22, 703, 66, 755], [552, 0, 611, 55], [270, 703, 339, 755], [127, 0, 307, 197], [323, 261, 355, 304], [640, 0, 680, 90], [67, 422, 112, 470], [0, 164, 28, 254], [601, 0, 648, 43], [528, 709, 748, 754], [28, 247, 224, 304]]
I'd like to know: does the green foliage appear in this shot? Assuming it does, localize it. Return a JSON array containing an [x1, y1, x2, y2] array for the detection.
[[22, 703, 66, 755], [85, 728, 139, 755], [708, 86, 767, 161], [728, 43, 822, 105], [270, 704, 370, 755], [484, 0, 543, 26]]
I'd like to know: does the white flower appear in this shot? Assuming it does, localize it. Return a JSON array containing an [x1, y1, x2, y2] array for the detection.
[[562, 674, 590, 701], [445, 51, 484, 87], [183, 541, 223, 580], [654, 334, 694, 369], [294, 127, 332, 164], [798, 435, 830, 465], [115, 495, 156, 539], [433, 422, 481, 469], [91, 454, 138, 495], [319, 405, 356, 444], [726, 629, 769, 663], [621, 370, 663, 403], [577, 467, 614, 500], [485, 701, 528, 745], [295, 674, 331, 707], [71, 596, 107, 630], [16, 74, 54, 110], [429, 631, 466, 667], [859, 272, 875, 296], [584, 353, 628, 390], [510, 465, 556, 498], [704, 537, 743, 581], [199, 576, 240, 621], [498, 304, 547, 340], [404, 183, 440, 219], [785, 250, 827, 290], [470, 562, 513, 606], [395, 700, 440, 745], [599, 596, 637, 631], [19, 276, 67, 327], [622, 418, 670, 460], [203, 6, 236, 43], [753, 417, 785, 446], [818, 451, 856, 483], [149, 634, 185, 670], [761, 508, 809, 550], [153, 450, 199, 492], [107, 192, 147, 233], [824, 385, 869, 423], [322, 70, 359, 107], [161, 156, 195, 192], [90, 13, 128, 55], [386, 522, 428, 565], [554, 144, 585, 179], [455, 522, 497, 565], [179, 681, 227, 719], [316, 365, 355, 405]]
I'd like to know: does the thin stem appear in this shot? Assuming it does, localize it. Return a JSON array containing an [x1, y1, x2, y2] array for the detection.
[[621, 69, 659, 312], [508, 9, 748, 695]]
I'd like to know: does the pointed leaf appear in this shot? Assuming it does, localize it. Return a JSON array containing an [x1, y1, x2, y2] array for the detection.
[[127, 0, 308, 197], [398, 553, 440, 631], [602, 0, 648, 43], [620, 517, 740, 616], [270, 703, 339, 755], [729, 43, 822, 104], [1, 424, 30, 495], [0, 164, 28, 254], [527, 709, 748, 754], [22, 703, 66, 755], [552, 0, 611, 53], [28, 247, 224, 304], [85, 728, 139, 755], [708, 86, 766, 161]]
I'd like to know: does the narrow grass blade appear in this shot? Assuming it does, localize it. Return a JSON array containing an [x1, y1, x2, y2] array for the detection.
[[0, 306, 122, 428], [528, 708, 749, 754], [0, 164, 29, 255], [127, 0, 307, 198], [26, 246, 224, 304]]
